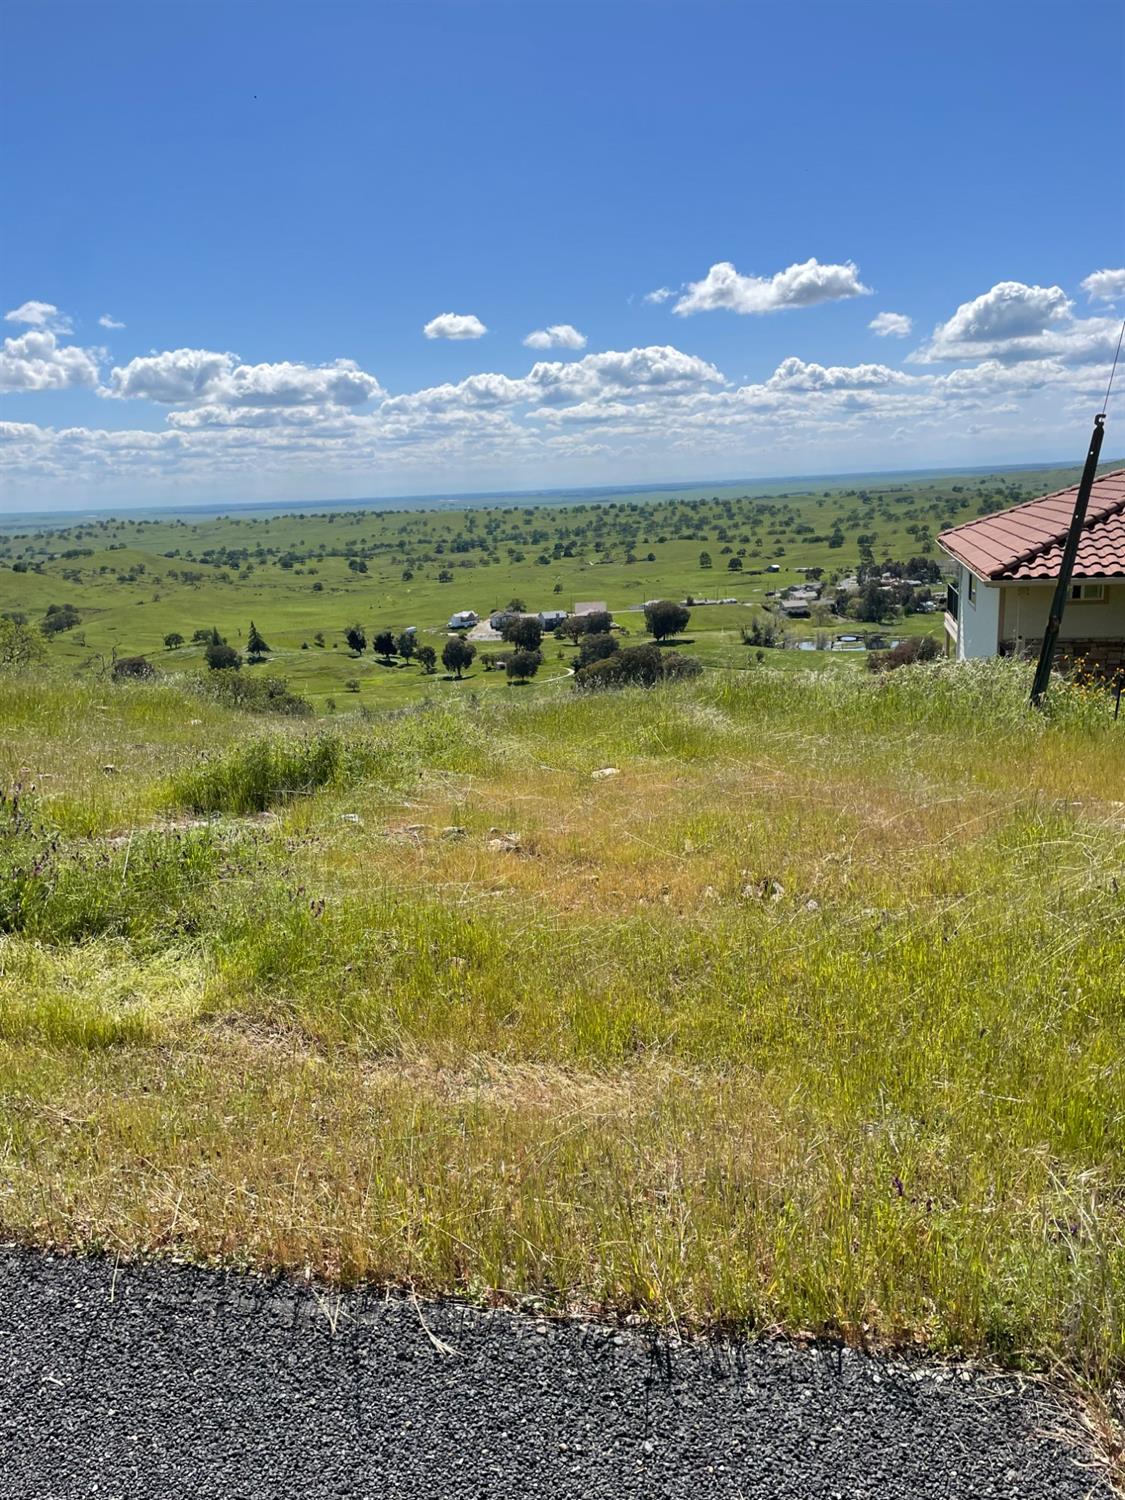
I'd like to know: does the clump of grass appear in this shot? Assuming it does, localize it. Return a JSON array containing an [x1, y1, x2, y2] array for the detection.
[[166, 730, 391, 814], [0, 784, 246, 946]]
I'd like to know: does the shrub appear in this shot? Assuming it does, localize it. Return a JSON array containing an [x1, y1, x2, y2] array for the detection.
[[644, 599, 690, 641], [193, 670, 312, 717], [205, 639, 242, 671], [111, 655, 155, 682], [574, 643, 699, 689], [867, 635, 941, 673]]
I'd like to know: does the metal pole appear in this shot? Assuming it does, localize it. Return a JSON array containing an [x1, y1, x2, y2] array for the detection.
[[1029, 413, 1106, 708]]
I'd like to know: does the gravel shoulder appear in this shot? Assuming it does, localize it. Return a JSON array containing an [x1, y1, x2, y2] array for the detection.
[[0, 1246, 1109, 1499]]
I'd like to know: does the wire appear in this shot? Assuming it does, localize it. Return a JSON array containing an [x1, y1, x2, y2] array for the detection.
[[1103, 318, 1125, 413]]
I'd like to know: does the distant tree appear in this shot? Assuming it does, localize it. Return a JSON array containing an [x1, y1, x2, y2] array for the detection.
[[581, 609, 613, 636], [442, 637, 476, 679], [727, 555, 743, 572], [312, 580, 324, 592], [373, 630, 397, 662], [401, 568, 414, 581], [506, 597, 527, 611], [552, 581, 563, 594], [503, 615, 542, 651], [644, 599, 690, 641], [417, 644, 437, 674], [577, 632, 619, 669], [0, 617, 46, 673], [345, 678, 360, 692], [313, 632, 326, 647], [41, 602, 81, 636], [699, 551, 713, 569], [344, 624, 367, 655], [396, 630, 416, 662], [192, 627, 222, 646], [436, 568, 454, 583], [205, 639, 242, 671], [111, 655, 155, 682], [506, 648, 542, 684], [246, 621, 270, 662], [163, 632, 185, 649]]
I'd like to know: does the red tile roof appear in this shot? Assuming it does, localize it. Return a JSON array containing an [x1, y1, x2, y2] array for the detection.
[[937, 469, 1125, 581]]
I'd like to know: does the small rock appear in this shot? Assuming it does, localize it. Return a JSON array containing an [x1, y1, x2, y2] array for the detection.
[[340, 813, 362, 825], [188, 718, 202, 726], [102, 764, 118, 775], [805, 898, 820, 912], [591, 767, 619, 780], [441, 826, 468, 840]]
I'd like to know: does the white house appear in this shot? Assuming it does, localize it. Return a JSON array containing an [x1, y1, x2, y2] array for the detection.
[[447, 609, 479, 630], [937, 469, 1125, 675]]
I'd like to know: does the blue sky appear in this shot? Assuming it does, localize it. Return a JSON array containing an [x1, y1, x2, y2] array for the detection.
[[2, 0, 1123, 510]]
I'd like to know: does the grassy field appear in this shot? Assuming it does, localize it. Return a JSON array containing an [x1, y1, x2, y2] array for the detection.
[[2, 657, 1124, 1404], [6, 458, 1120, 708]]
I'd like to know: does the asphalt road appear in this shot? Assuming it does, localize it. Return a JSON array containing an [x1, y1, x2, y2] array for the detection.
[[0, 1246, 1109, 1499]]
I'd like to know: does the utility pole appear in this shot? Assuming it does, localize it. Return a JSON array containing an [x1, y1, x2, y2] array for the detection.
[[1028, 413, 1106, 709]]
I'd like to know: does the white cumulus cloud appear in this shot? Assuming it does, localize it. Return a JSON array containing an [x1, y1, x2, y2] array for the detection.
[[915, 280, 1119, 365], [107, 349, 382, 408], [4, 299, 72, 333], [673, 258, 870, 317], [643, 287, 673, 304], [869, 311, 912, 337], [1080, 268, 1125, 303], [423, 312, 487, 340], [0, 327, 101, 392], [98, 313, 126, 329], [523, 324, 587, 351]]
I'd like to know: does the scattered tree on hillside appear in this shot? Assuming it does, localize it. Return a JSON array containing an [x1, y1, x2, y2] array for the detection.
[[580, 609, 613, 636], [506, 648, 542, 683], [313, 632, 326, 647], [41, 602, 81, 636], [727, 555, 743, 572], [373, 630, 397, 662], [344, 624, 367, 655], [699, 551, 713, 569], [506, 597, 527, 612], [577, 632, 619, 669], [442, 637, 476, 679], [396, 630, 416, 662], [205, 639, 242, 671], [503, 615, 542, 651], [192, 627, 222, 646], [246, 621, 270, 662], [163, 632, 185, 649], [417, 645, 437, 674], [0, 617, 46, 673], [644, 599, 690, 641]]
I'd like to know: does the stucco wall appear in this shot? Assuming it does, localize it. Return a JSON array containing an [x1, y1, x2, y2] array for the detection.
[[956, 564, 1001, 660], [999, 583, 1125, 647]]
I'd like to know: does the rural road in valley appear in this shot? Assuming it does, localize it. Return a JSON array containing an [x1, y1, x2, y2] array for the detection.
[[0, 1247, 1108, 1499]]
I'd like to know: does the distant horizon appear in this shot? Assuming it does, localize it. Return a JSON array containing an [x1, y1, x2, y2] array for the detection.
[[4, 451, 1122, 533]]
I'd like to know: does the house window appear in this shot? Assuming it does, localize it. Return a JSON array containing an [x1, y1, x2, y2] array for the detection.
[[966, 571, 977, 606], [1069, 583, 1104, 602]]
